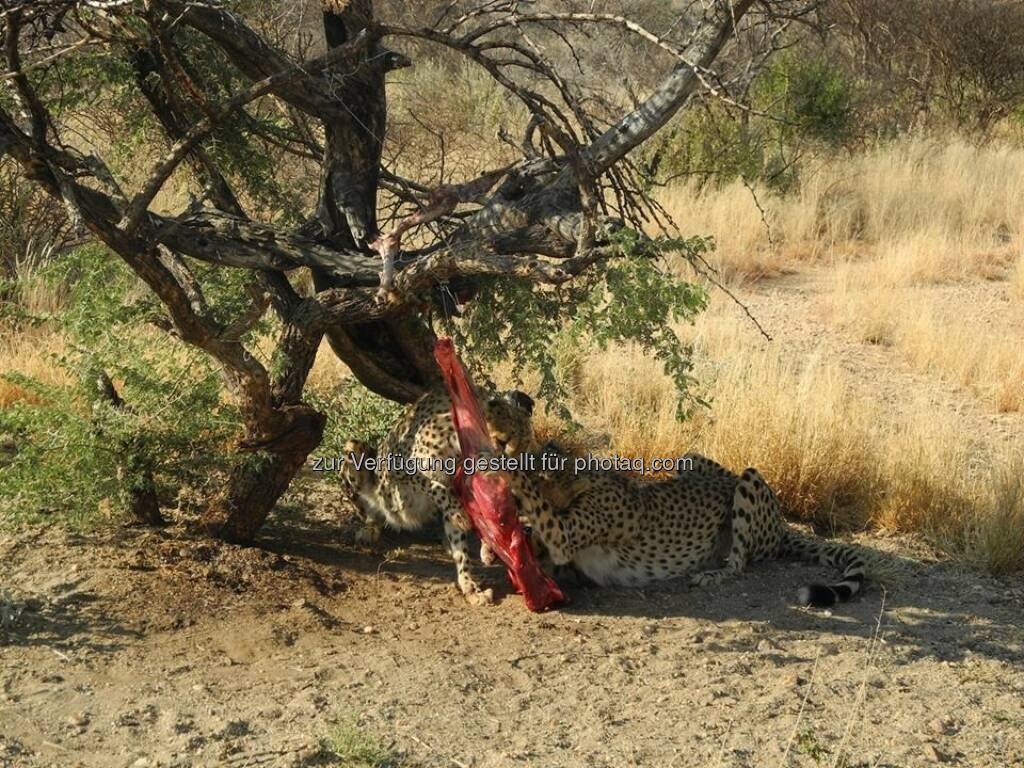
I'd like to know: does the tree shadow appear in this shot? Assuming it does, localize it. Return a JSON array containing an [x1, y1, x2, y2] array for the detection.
[[262, 506, 1024, 669], [557, 554, 1024, 667], [257, 499, 480, 584], [2, 583, 142, 655]]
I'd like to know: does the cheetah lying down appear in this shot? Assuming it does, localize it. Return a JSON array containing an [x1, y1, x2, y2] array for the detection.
[[514, 449, 867, 608]]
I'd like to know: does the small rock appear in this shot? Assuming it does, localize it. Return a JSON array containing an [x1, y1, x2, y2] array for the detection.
[[928, 716, 956, 735], [362, 625, 377, 635], [131, 758, 151, 768], [923, 744, 947, 763], [185, 734, 205, 751], [291, 598, 307, 610], [288, 742, 323, 767], [67, 712, 90, 729], [115, 711, 140, 728], [783, 673, 806, 688]]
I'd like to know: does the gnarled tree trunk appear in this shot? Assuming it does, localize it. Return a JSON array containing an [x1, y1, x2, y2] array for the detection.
[[0, 0, 769, 541], [204, 405, 326, 542]]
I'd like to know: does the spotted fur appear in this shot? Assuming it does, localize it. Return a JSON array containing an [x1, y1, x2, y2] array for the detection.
[[517, 450, 866, 608], [340, 388, 534, 605]]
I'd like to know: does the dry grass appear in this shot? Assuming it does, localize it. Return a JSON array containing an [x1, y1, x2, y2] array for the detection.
[[824, 264, 1024, 412], [307, 338, 353, 393], [659, 135, 1024, 283], [560, 314, 879, 530], [0, 330, 70, 407], [1012, 255, 1024, 300], [551, 305, 1024, 573]]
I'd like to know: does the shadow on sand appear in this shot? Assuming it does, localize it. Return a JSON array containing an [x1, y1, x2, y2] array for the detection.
[[259, 502, 1024, 669]]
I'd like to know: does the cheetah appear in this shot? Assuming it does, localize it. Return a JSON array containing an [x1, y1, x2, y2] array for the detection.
[[340, 387, 535, 605], [514, 449, 867, 608]]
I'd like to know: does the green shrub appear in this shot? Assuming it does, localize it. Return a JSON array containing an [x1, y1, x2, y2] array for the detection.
[[0, 246, 239, 527], [460, 230, 710, 419], [758, 53, 856, 145], [645, 51, 856, 189]]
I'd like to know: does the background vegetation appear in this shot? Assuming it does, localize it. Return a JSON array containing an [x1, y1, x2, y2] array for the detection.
[[1, 0, 1022, 573]]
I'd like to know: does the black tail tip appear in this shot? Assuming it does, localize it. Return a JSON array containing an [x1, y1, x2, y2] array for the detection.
[[797, 583, 837, 608]]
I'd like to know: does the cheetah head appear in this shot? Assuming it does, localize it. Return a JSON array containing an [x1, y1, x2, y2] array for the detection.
[[531, 441, 593, 509], [484, 390, 535, 455], [340, 438, 377, 497]]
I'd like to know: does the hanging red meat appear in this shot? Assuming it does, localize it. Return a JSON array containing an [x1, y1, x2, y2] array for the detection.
[[433, 338, 565, 612]]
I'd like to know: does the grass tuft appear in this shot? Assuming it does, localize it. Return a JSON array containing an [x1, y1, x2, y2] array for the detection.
[[324, 719, 405, 768]]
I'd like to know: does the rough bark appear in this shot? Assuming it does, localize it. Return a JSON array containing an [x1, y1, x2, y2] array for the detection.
[[310, 0, 442, 403], [584, 0, 758, 173], [201, 276, 329, 541], [203, 405, 326, 543]]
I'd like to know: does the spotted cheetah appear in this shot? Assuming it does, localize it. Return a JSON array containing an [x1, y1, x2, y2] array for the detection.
[[340, 387, 535, 605], [515, 449, 866, 608]]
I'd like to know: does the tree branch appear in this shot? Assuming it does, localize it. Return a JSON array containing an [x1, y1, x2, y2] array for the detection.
[[584, 0, 756, 173], [122, 28, 371, 234], [154, 0, 374, 116]]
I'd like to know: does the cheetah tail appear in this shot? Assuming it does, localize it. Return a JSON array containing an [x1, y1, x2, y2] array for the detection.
[[779, 529, 867, 608]]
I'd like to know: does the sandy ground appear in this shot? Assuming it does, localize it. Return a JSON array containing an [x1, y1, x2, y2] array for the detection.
[[3, 271, 1024, 768], [1, 512, 1023, 768]]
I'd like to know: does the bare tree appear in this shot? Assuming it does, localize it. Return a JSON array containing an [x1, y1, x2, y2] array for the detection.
[[0, 0, 808, 541], [824, 0, 1024, 132]]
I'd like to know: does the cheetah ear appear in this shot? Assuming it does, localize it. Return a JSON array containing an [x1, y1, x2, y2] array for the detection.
[[541, 440, 565, 459], [506, 390, 535, 415]]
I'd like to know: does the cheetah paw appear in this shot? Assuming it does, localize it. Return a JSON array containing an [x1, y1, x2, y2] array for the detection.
[[354, 524, 382, 546], [466, 587, 495, 606], [480, 542, 497, 566], [690, 568, 732, 588], [459, 575, 495, 605]]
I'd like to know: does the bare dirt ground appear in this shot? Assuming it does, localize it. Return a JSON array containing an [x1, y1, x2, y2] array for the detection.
[[3, 271, 1024, 768]]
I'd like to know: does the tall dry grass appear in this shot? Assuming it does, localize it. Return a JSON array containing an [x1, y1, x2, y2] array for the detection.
[[1012, 255, 1024, 300], [660, 136, 1024, 282], [0, 261, 71, 406], [0, 330, 70, 406], [667, 135, 1024, 415], [824, 263, 1024, 412], [546, 308, 1024, 574]]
